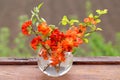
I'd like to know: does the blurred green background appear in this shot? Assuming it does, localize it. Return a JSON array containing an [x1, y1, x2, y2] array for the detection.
[[0, 0, 120, 57]]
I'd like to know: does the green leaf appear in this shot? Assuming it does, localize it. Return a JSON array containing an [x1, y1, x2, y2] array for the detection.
[[83, 38, 89, 43], [96, 9, 108, 15], [41, 18, 46, 22], [96, 19, 101, 23], [94, 15, 99, 19], [84, 33, 90, 37], [69, 19, 79, 25], [89, 13, 93, 18], [90, 25, 96, 31], [96, 10, 101, 14], [33, 3, 43, 14], [103, 9, 108, 14], [62, 21, 67, 26], [96, 28, 103, 31], [38, 2, 44, 10], [61, 16, 69, 26]]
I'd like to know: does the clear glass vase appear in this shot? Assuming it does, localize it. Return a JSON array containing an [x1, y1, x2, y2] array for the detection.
[[37, 51, 73, 77]]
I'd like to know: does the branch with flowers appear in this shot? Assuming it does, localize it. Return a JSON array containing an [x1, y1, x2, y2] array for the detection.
[[21, 3, 107, 72]]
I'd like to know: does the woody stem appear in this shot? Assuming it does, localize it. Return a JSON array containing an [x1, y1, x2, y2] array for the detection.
[[54, 62, 61, 73], [42, 45, 51, 56], [43, 64, 50, 71], [31, 25, 38, 36]]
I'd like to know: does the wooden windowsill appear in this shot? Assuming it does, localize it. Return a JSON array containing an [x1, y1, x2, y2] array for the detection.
[[0, 57, 120, 80]]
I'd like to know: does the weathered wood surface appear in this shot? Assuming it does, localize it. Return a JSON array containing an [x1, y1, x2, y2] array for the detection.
[[0, 65, 120, 80], [0, 57, 120, 65], [0, 57, 120, 80]]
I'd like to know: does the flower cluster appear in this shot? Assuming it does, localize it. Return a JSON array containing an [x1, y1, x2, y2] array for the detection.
[[21, 3, 107, 66], [21, 20, 32, 35]]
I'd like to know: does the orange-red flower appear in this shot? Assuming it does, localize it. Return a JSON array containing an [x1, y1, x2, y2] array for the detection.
[[50, 55, 59, 66], [38, 22, 52, 35], [39, 49, 48, 60], [65, 26, 78, 40], [45, 40, 51, 46], [49, 29, 65, 51], [84, 18, 90, 23], [30, 36, 42, 50], [50, 29, 65, 42], [84, 17, 97, 25], [50, 52, 65, 66], [58, 52, 65, 62], [77, 25, 86, 37], [61, 38, 74, 52], [74, 38, 83, 47], [21, 20, 32, 35]]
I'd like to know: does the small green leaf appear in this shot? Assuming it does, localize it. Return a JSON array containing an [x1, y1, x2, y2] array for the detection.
[[94, 15, 99, 19], [83, 38, 89, 43], [103, 9, 108, 14], [69, 19, 79, 25], [62, 21, 67, 26], [90, 25, 96, 31], [38, 2, 44, 10], [84, 33, 90, 37], [96, 19, 101, 23], [41, 18, 46, 22], [62, 16, 68, 21], [89, 13, 93, 18], [96, 28, 103, 31], [61, 16, 69, 26], [96, 10, 101, 14], [96, 9, 108, 15]]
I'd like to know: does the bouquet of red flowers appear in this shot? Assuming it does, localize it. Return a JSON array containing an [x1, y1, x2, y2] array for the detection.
[[21, 3, 107, 74]]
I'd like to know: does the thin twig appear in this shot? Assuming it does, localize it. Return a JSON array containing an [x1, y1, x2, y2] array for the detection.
[[43, 64, 50, 71], [58, 62, 61, 72], [31, 25, 38, 36], [42, 45, 51, 56], [54, 62, 61, 73]]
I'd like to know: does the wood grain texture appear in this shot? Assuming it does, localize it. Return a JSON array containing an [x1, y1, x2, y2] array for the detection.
[[0, 57, 120, 65], [0, 57, 120, 80], [0, 65, 120, 80]]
